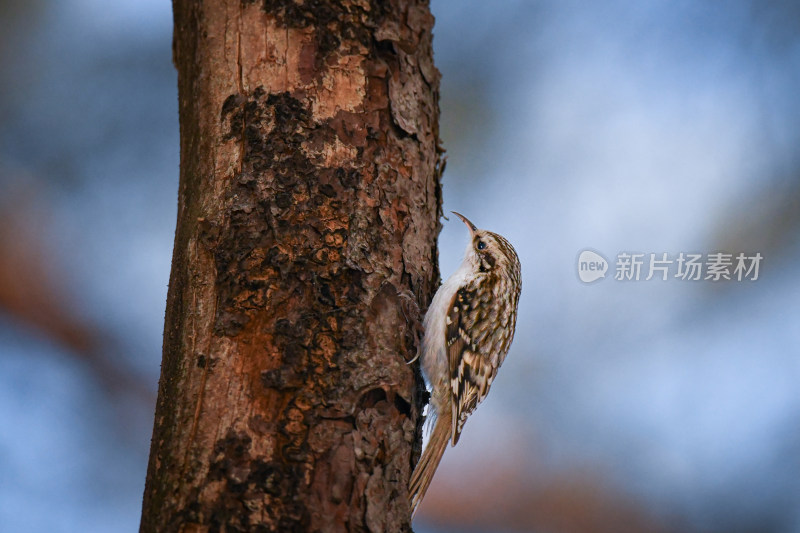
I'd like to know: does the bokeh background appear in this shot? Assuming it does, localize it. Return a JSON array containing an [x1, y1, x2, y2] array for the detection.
[[2, 1, 799, 532]]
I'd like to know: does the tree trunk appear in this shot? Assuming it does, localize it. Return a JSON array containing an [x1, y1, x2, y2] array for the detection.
[[140, 0, 442, 531]]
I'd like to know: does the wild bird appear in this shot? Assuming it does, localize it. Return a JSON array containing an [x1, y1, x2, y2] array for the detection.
[[409, 212, 522, 516]]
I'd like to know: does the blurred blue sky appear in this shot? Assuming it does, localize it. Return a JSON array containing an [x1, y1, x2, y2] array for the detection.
[[1, 1, 799, 532]]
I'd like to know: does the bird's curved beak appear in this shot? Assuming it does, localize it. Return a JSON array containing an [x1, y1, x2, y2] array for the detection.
[[452, 211, 477, 235]]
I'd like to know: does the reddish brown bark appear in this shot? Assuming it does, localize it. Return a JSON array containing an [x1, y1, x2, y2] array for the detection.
[[140, 0, 442, 531]]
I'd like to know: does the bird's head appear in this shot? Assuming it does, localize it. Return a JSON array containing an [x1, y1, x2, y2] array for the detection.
[[452, 212, 520, 278]]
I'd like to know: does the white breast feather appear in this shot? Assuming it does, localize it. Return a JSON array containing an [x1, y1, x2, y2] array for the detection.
[[421, 260, 471, 413]]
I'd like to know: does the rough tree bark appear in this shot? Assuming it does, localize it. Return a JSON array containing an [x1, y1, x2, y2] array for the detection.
[[140, 0, 442, 531]]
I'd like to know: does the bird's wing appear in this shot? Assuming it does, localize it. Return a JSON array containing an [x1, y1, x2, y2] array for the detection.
[[445, 277, 499, 445]]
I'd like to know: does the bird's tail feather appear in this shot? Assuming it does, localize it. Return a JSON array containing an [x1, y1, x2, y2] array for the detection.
[[409, 410, 451, 517]]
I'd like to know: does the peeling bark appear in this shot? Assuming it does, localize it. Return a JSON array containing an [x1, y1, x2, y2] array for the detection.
[[140, 0, 442, 531]]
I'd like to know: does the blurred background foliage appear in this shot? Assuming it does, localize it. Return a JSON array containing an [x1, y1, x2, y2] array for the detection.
[[1, 1, 799, 532]]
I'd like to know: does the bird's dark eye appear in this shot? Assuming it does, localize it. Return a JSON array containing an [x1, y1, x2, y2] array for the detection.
[[477, 240, 486, 251]]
